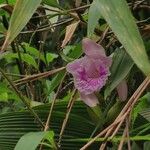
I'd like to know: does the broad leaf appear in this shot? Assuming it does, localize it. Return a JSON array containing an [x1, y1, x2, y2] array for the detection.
[[15, 131, 55, 150], [88, 0, 101, 37], [95, 0, 150, 75], [3, 53, 38, 69], [46, 53, 58, 64], [1, 0, 42, 50], [105, 48, 133, 99], [0, 101, 96, 150]]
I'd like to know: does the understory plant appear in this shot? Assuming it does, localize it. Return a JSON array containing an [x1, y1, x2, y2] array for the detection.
[[0, 0, 150, 150]]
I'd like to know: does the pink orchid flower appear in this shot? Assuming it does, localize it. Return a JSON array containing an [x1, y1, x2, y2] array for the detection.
[[66, 38, 112, 107]]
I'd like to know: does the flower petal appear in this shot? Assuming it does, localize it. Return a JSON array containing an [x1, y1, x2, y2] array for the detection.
[[66, 58, 84, 75], [75, 72, 108, 94], [80, 92, 99, 107], [116, 80, 128, 101], [98, 56, 112, 67], [82, 38, 106, 58]]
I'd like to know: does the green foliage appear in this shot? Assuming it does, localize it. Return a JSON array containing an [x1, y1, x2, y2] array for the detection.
[[91, 0, 150, 75], [47, 70, 66, 96], [0, 101, 95, 150], [2, 0, 42, 49], [42, 0, 60, 8], [87, 0, 101, 38], [105, 48, 134, 99], [14, 131, 56, 150], [0, 0, 150, 149], [132, 93, 150, 123], [3, 53, 38, 68]]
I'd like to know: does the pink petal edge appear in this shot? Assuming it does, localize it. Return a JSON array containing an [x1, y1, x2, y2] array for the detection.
[[116, 80, 128, 101], [82, 38, 106, 59], [80, 92, 99, 107]]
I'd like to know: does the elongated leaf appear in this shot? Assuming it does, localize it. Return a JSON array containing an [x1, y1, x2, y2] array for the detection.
[[95, 0, 150, 75], [105, 48, 133, 99], [88, 0, 101, 37], [15, 131, 55, 150], [1, 0, 42, 50], [47, 70, 66, 95], [61, 21, 80, 48]]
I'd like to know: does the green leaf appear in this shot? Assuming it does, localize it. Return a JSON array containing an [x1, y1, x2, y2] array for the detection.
[[3, 53, 38, 69], [2, 0, 42, 50], [21, 54, 38, 69], [132, 93, 150, 123], [19, 53, 37, 68], [139, 108, 150, 122], [105, 48, 134, 99], [61, 44, 82, 62], [46, 53, 58, 64], [87, 0, 101, 37], [0, 92, 8, 102], [0, 101, 95, 149], [95, 0, 150, 76], [47, 70, 66, 95], [68, 44, 82, 59], [0, 0, 16, 4], [23, 43, 46, 63], [43, 0, 60, 8], [14, 131, 55, 150], [44, 132, 57, 149], [0, 83, 20, 102], [144, 142, 150, 150]]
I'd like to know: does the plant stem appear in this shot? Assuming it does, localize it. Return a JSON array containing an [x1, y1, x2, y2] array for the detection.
[[0, 68, 44, 128]]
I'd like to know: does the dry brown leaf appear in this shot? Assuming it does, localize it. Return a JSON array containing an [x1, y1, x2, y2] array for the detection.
[[0, 4, 13, 14], [61, 21, 80, 48], [75, 0, 82, 7]]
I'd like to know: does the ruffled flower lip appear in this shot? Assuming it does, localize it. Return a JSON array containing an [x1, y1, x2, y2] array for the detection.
[[66, 38, 112, 107]]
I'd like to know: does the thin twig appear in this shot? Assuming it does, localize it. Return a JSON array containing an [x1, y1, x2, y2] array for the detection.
[[20, 18, 74, 34], [15, 67, 65, 85], [126, 117, 131, 150], [99, 116, 125, 150], [5, 73, 26, 77], [80, 114, 126, 150], [99, 77, 150, 149], [97, 26, 109, 44], [44, 4, 90, 13], [117, 122, 127, 150], [44, 73, 66, 131], [117, 116, 131, 150], [80, 77, 150, 150], [67, 4, 90, 12], [0, 68, 44, 128], [39, 73, 66, 150], [58, 89, 77, 148]]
